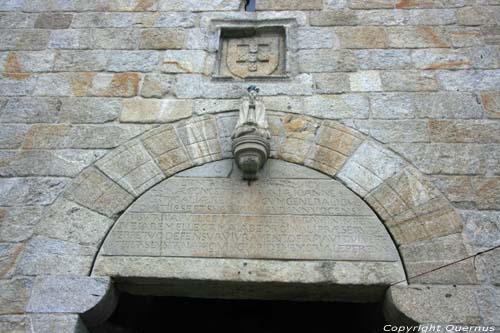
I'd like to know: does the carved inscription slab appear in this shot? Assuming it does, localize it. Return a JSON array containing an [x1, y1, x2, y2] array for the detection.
[[102, 162, 400, 262]]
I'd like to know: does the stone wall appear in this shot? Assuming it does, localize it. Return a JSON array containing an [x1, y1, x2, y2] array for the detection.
[[0, 0, 499, 331]]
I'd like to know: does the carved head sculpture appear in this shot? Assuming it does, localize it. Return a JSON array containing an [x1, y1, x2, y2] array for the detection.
[[247, 85, 260, 106]]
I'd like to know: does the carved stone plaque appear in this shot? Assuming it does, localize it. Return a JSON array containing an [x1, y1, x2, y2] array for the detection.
[[101, 160, 400, 262], [217, 27, 286, 79]]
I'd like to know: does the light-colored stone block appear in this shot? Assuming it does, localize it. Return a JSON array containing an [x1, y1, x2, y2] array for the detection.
[[96, 140, 165, 196], [0, 177, 67, 206], [0, 277, 33, 315], [16, 236, 95, 276], [306, 121, 364, 176], [338, 141, 407, 197], [121, 99, 193, 123], [35, 198, 113, 246], [174, 115, 222, 165], [64, 167, 134, 218], [141, 124, 192, 176], [27, 276, 116, 326], [162, 50, 208, 73]]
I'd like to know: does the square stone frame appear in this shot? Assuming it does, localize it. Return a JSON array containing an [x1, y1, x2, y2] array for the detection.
[[208, 18, 299, 81]]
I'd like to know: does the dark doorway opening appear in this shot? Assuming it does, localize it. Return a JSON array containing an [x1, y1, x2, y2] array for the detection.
[[92, 293, 387, 333]]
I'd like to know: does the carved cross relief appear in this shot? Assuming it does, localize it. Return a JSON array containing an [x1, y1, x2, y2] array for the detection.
[[226, 36, 280, 78]]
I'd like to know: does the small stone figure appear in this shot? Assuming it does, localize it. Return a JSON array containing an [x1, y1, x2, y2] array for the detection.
[[232, 85, 271, 140], [231, 86, 271, 181]]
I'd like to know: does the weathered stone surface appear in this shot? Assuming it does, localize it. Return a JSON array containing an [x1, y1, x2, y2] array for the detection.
[[297, 27, 336, 49], [349, 71, 382, 92], [429, 120, 500, 143], [121, 99, 193, 123], [30, 314, 88, 333], [387, 26, 451, 48], [91, 29, 137, 50], [477, 247, 500, 286], [0, 98, 61, 123], [0, 242, 24, 278], [412, 47, 500, 70], [193, 99, 239, 115], [399, 233, 477, 284], [0, 29, 50, 50], [457, 6, 500, 26], [1, 51, 55, 73], [310, 10, 358, 26], [139, 28, 185, 50], [474, 287, 500, 327], [303, 94, 369, 119], [414, 92, 483, 119], [64, 167, 134, 218], [348, 0, 395, 9], [101, 161, 400, 263], [140, 73, 174, 98], [141, 125, 192, 176], [215, 113, 238, 158], [0, 277, 33, 314], [94, 256, 405, 302], [482, 91, 500, 119], [72, 12, 159, 28], [0, 13, 37, 28], [0, 177, 67, 206], [60, 98, 121, 123], [369, 93, 415, 119], [96, 140, 165, 196], [16, 236, 95, 276], [0, 315, 29, 333], [175, 74, 313, 98], [437, 70, 500, 91], [338, 141, 407, 197], [88, 73, 141, 97], [336, 26, 388, 49], [34, 73, 94, 97], [27, 276, 116, 326], [49, 29, 91, 49], [298, 49, 357, 72], [367, 171, 462, 245], [460, 210, 500, 250], [306, 121, 364, 176], [354, 119, 429, 143], [34, 13, 72, 29], [154, 12, 196, 28], [356, 49, 412, 70], [385, 285, 482, 325], [431, 175, 474, 206], [261, 96, 304, 114], [106, 51, 160, 72], [277, 115, 320, 164], [0, 76, 37, 96], [256, 0, 322, 10], [159, 0, 240, 11], [22, 124, 150, 149], [381, 70, 438, 92], [162, 50, 207, 74], [0, 206, 44, 242], [0, 149, 106, 177], [35, 198, 113, 246], [0, 124, 29, 148], [474, 177, 500, 210], [390, 143, 492, 175], [174, 115, 221, 165], [313, 73, 351, 94], [176, 159, 233, 178]]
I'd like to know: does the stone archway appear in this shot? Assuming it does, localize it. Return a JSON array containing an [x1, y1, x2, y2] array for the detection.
[[25, 112, 471, 329]]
